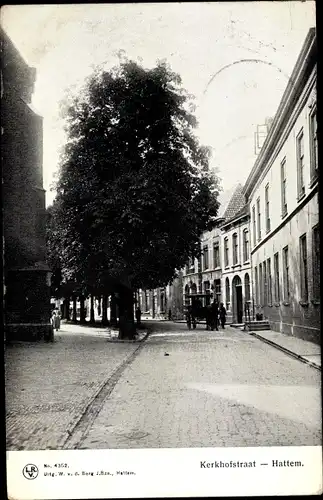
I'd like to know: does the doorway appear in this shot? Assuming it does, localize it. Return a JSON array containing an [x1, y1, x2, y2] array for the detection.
[[232, 275, 243, 323]]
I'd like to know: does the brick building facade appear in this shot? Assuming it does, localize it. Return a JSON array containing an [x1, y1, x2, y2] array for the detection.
[[2, 28, 52, 341]]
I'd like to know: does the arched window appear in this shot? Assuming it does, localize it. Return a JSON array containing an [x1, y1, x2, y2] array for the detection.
[[232, 233, 238, 265], [225, 278, 230, 311], [191, 283, 197, 295], [185, 284, 190, 295], [244, 273, 251, 301], [243, 229, 249, 262]]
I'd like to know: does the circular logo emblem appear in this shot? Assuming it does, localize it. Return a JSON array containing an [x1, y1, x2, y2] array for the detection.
[[23, 464, 39, 480]]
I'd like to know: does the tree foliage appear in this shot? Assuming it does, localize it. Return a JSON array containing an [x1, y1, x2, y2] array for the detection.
[[51, 59, 220, 296]]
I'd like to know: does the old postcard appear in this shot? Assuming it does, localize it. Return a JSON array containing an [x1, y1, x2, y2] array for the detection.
[[2, 1, 321, 498]]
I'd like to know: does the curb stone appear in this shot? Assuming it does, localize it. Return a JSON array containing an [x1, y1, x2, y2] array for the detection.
[[248, 331, 321, 371], [105, 329, 150, 344], [61, 334, 150, 449]]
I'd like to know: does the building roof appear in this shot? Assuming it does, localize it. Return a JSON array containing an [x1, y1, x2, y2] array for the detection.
[[221, 183, 245, 222]]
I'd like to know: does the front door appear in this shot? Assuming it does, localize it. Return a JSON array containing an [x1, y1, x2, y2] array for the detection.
[[236, 286, 243, 323]]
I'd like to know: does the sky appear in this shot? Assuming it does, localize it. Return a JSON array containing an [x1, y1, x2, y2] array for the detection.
[[1, 1, 316, 206]]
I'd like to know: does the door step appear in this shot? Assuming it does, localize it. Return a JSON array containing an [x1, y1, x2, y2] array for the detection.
[[244, 320, 271, 331]]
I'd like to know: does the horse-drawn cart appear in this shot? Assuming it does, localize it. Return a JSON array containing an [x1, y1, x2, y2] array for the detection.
[[184, 292, 212, 329]]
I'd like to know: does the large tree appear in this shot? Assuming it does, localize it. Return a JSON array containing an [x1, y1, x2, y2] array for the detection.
[[52, 58, 220, 338]]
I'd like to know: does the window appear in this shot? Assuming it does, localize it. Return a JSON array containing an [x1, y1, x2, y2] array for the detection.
[[224, 237, 229, 267], [256, 197, 261, 241], [204, 280, 210, 294], [188, 257, 195, 274], [281, 159, 287, 217], [282, 246, 290, 301], [265, 184, 270, 233], [297, 130, 305, 198], [254, 267, 259, 305], [232, 233, 238, 265], [243, 229, 249, 262], [213, 242, 220, 268], [203, 246, 209, 270], [274, 252, 280, 302], [252, 206, 256, 246], [267, 258, 272, 305], [310, 107, 318, 180], [312, 225, 320, 300], [198, 254, 202, 272], [225, 278, 230, 310], [263, 261, 267, 306], [259, 263, 263, 305], [300, 234, 308, 302], [144, 290, 150, 312], [214, 279, 221, 302], [244, 273, 250, 301]]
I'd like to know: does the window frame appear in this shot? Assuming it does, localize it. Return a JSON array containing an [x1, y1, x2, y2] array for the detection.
[[243, 229, 249, 262], [259, 263, 263, 305], [282, 245, 290, 302], [280, 158, 288, 218], [224, 237, 229, 267], [296, 129, 305, 199], [312, 225, 320, 301], [232, 233, 238, 265], [203, 245, 209, 271], [309, 105, 318, 182], [267, 257, 272, 306], [213, 242, 220, 269], [256, 197, 261, 241], [254, 267, 259, 305], [265, 183, 270, 233], [274, 252, 280, 302], [252, 205, 256, 247], [300, 233, 308, 302], [263, 260, 267, 306]]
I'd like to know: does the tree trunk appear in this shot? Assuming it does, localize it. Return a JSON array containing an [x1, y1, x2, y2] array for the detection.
[[72, 295, 77, 322], [63, 297, 70, 320], [118, 286, 136, 340], [97, 296, 101, 316], [110, 293, 117, 326], [80, 295, 86, 324], [102, 295, 108, 325], [90, 295, 95, 324]]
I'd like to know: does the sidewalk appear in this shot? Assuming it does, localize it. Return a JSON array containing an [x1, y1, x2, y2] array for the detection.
[[5, 323, 145, 450], [247, 329, 321, 370]]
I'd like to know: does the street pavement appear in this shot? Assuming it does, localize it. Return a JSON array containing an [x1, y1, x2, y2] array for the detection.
[[5, 321, 321, 450], [5, 323, 141, 450], [80, 321, 321, 449]]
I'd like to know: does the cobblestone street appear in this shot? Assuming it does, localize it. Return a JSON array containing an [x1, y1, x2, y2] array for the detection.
[[6, 321, 321, 450], [5, 324, 140, 450], [80, 322, 321, 449]]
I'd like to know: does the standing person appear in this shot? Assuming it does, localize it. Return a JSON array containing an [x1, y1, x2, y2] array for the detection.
[[168, 309, 172, 321], [219, 302, 227, 329], [51, 309, 60, 331], [211, 299, 219, 331], [54, 308, 61, 331], [205, 304, 213, 330], [135, 306, 142, 327]]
